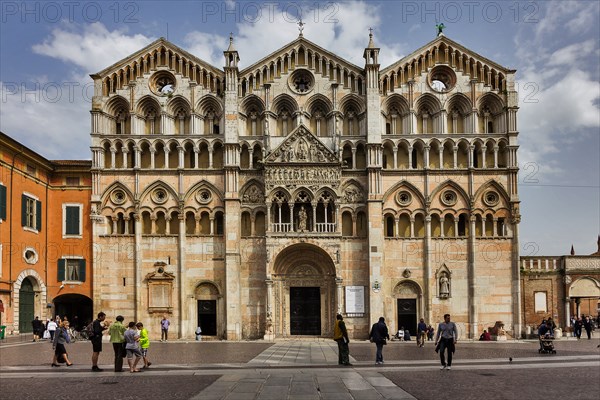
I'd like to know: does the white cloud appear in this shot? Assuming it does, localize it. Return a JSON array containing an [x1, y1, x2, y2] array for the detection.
[[32, 22, 154, 74], [547, 39, 597, 67], [0, 23, 155, 159], [184, 1, 404, 70]]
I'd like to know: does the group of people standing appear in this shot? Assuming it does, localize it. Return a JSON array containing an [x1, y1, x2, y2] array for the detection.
[[570, 315, 596, 340], [90, 312, 152, 373], [336, 314, 458, 370]]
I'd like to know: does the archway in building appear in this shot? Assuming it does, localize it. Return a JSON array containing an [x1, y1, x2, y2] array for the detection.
[[394, 280, 423, 336], [569, 277, 600, 317], [54, 294, 93, 331], [195, 282, 221, 338], [272, 243, 337, 337], [18, 278, 35, 332]]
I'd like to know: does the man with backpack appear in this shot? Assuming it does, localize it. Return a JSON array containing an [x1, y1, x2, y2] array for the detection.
[[90, 312, 108, 372]]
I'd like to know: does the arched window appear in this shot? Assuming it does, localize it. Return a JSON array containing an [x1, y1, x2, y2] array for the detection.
[[385, 215, 395, 237], [241, 212, 252, 237], [342, 211, 353, 236]]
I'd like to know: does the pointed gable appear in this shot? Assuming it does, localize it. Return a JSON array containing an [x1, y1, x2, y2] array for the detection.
[[239, 36, 364, 81], [264, 124, 338, 164], [91, 37, 223, 79], [380, 35, 514, 93]]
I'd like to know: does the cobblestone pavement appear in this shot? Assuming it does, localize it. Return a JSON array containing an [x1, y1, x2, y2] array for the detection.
[[1, 337, 599, 399]]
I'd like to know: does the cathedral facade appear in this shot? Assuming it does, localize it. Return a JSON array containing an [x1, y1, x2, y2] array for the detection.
[[89, 31, 520, 340]]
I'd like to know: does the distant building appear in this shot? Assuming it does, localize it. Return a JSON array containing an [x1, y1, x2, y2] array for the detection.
[[521, 237, 600, 331], [0, 133, 92, 334], [87, 30, 521, 340]]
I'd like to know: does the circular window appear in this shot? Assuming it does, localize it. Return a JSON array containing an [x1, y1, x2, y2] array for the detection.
[[288, 69, 315, 95], [428, 65, 456, 93], [196, 189, 212, 204], [150, 71, 176, 96], [440, 190, 457, 206], [23, 248, 38, 264], [483, 191, 500, 207], [151, 188, 169, 204], [111, 189, 127, 205], [397, 191, 412, 206]]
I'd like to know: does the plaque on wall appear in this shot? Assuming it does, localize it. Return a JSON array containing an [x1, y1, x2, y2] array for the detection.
[[345, 286, 365, 314]]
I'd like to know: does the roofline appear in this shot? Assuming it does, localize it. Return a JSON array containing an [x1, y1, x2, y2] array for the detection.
[[380, 35, 514, 75], [91, 37, 224, 79], [0, 132, 92, 172], [239, 36, 364, 76]]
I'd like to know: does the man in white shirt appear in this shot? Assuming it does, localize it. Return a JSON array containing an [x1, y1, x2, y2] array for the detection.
[[435, 314, 458, 370]]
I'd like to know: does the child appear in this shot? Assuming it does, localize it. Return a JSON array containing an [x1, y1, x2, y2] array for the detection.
[[136, 322, 152, 368]]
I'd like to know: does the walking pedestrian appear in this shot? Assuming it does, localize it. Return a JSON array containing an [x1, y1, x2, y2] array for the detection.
[[124, 322, 143, 373], [51, 320, 73, 367], [108, 315, 126, 372], [91, 312, 108, 372], [417, 318, 427, 347], [333, 314, 351, 366], [574, 317, 583, 339], [160, 315, 170, 342], [369, 317, 389, 364], [195, 326, 202, 341], [435, 314, 458, 370], [136, 322, 152, 368], [47, 318, 58, 341], [32, 317, 44, 342], [583, 315, 593, 340]]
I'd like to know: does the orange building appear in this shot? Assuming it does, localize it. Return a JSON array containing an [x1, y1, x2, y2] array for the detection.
[[0, 132, 92, 335]]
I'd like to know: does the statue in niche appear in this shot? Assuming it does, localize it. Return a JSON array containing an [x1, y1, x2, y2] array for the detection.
[[439, 273, 450, 297], [298, 205, 307, 232], [297, 140, 308, 160], [309, 145, 317, 162]]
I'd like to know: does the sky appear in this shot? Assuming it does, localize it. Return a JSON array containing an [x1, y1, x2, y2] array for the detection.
[[1, 0, 599, 256]]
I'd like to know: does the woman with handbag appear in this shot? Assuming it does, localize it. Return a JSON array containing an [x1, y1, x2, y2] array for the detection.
[[51, 321, 73, 367]]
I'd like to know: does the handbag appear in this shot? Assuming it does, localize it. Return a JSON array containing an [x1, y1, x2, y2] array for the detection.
[[43, 330, 50, 339]]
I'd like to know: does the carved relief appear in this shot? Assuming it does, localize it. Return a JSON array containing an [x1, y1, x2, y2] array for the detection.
[[343, 184, 365, 203], [242, 185, 264, 204], [265, 125, 338, 164], [264, 166, 341, 190]]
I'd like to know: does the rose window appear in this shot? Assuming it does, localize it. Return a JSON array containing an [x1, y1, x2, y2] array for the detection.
[[483, 191, 500, 207], [196, 189, 212, 204], [397, 191, 412, 206], [288, 69, 315, 95], [152, 188, 168, 204], [111, 189, 126, 205], [441, 190, 457, 206]]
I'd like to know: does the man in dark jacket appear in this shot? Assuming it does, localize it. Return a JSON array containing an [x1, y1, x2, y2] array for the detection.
[[369, 317, 390, 365], [31, 317, 44, 342]]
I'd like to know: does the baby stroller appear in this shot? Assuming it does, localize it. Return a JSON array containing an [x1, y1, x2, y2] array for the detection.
[[538, 333, 556, 354]]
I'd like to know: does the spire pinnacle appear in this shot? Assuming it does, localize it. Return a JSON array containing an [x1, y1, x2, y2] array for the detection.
[[367, 27, 375, 48], [227, 32, 236, 52], [298, 19, 305, 37]]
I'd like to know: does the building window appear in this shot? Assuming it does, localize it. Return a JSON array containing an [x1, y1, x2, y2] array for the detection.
[[58, 258, 86, 282], [21, 194, 41, 231], [0, 183, 6, 221], [534, 291, 547, 313], [63, 204, 82, 237], [66, 177, 80, 186]]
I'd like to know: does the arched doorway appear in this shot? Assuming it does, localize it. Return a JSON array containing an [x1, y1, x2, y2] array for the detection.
[[271, 243, 337, 337], [19, 278, 35, 332], [569, 277, 600, 317], [195, 282, 222, 338], [394, 280, 423, 336], [54, 294, 93, 331]]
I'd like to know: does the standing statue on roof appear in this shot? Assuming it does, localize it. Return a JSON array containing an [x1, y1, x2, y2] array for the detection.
[[436, 23, 446, 36]]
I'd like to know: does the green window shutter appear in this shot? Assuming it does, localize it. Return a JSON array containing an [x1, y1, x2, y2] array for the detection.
[[21, 194, 27, 226], [0, 184, 6, 220], [57, 259, 66, 281], [66, 206, 80, 235], [36, 200, 42, 230], [79, 259, 86, 282]]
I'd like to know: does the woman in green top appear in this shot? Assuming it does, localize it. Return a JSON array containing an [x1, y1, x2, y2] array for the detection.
[[136, 322, 152, 368]]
